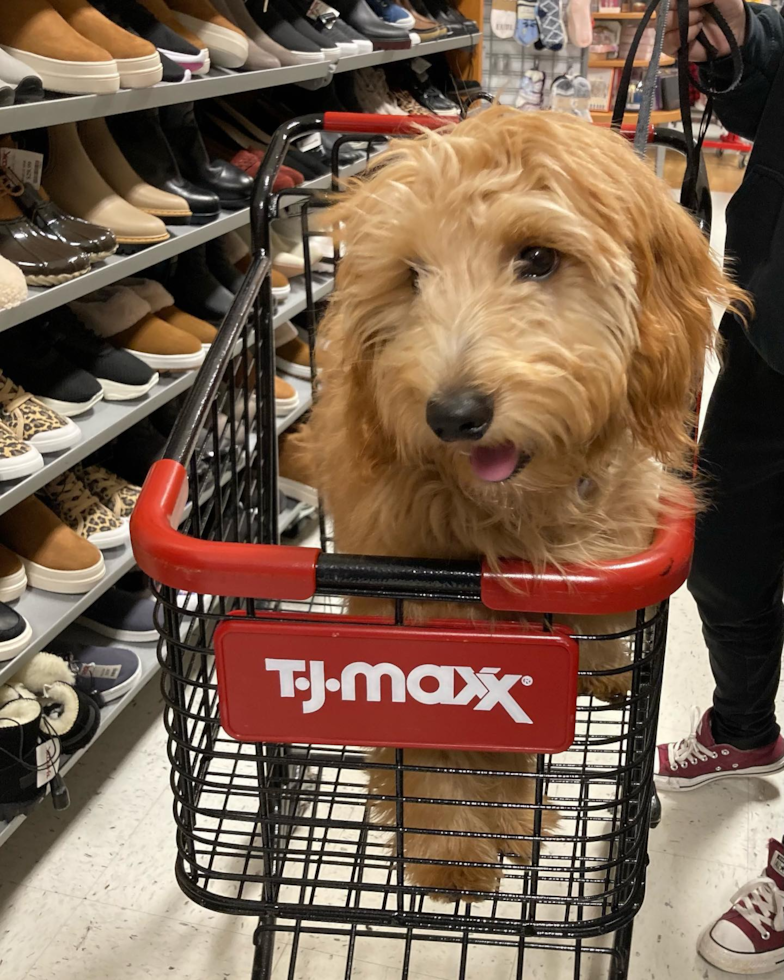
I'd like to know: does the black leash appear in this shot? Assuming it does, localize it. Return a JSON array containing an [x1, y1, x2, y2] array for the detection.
[[611, 0, 743, 215]]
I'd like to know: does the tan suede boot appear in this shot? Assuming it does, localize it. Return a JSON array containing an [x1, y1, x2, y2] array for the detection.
[[0, 0, 119, 94], [47, 0, 163, 87]]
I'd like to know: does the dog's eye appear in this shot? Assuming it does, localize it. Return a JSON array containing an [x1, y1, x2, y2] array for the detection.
[[515, 246, 559, 281]]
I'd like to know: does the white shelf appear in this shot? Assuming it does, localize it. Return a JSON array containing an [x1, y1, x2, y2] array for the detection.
[[0, 34, 479, 133]]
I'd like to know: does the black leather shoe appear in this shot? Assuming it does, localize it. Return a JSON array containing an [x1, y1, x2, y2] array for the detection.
[[159, 103, 253, 211], [0, 602, 31, 663], [329, 0, 411, 48], [107, 110, 221, 225], [15, 182, 117, 264]]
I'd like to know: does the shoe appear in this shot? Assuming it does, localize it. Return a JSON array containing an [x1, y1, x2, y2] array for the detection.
[[0, 0, 120, 95], [272, 269, 291, 301], [0, 496, 105, 594], [0, 327, 104, 417], [73, 462, 140, 519], [166, 0, 250, 68], [136, 0, 210, 71], [0, 372, 81, 453], [655, 707, 784, 790], [77, 586, 157, 641], [47, 308, 160, 402], [71, 286, 206, 373], [78, 119, 193, 227], [159, 102, 253, 210], [270, 218, 326, 277], [15, 652, 101, 753], [122, 277, 217, 349], [0, 690, 48, 817], [279, 432, 317, 506], [220, 0, 307, 67], [284, 0, 359, 56], [206, 235, 245, 294], [91, 0, 206, 73], [0, 255, 27, 310], [353, 65, 399, 113], [39, 469, 130, 550], [209, 0, 280, 67], [47, 0, 163, 88], [276, 375, 299, 415], [48, 638, 142, 704], [14, 178, 117, 263], [0, 48, 44, 103], [245, 0, 327, 64], [392, 88, 434, 114], [0, 422, 43, 483], [40, 124, 170, 251], [698, 838, 784, 975], [398, 0, 447, 38], [275, 320, 297, 349], [167, 244, 235, 323], [329, 0, 411, 48], [367, 0, 415, 29], [276, 335, 312, 378], [0, 169, 91, 286], [108, 417, 166, 485], [106, 110, 222, 226], [0, 544, 28, 603]]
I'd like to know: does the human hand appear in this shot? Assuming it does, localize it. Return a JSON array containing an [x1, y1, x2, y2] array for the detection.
[[662, 0, 746, 61]]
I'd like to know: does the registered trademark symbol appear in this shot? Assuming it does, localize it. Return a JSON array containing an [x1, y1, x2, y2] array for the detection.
[[521, 676, 533, 686]]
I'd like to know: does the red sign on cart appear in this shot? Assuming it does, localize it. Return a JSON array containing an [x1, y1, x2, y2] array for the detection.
[[214, 617, 579, 753]]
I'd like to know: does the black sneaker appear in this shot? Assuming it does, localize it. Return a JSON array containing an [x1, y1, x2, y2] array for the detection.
[[0, 600, 32, 663], [49, 638, 142, 704], [77, 586, 157, 642], [245, 0, 329, 65], [46, 309, 160, 402], [0, 324, 104, 418]]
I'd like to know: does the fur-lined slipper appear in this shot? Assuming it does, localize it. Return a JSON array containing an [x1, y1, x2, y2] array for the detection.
[[123, 278, 218, 349], [121, 277, 174, 315], [13, 652, 100, 753]]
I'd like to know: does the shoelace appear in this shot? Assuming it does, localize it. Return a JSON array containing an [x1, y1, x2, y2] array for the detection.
[[84, 465, 131, 499], [0, 375, 35, 416], [667, 705, 718, 770], [731, 876, 784, 940], [46, 471, 102, 520]]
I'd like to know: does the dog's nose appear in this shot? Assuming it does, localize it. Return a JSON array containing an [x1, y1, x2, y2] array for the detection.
[[426, 389, 494, 442]]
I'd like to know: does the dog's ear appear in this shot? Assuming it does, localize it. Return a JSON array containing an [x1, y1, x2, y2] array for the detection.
[[626, 190, 745, 465]]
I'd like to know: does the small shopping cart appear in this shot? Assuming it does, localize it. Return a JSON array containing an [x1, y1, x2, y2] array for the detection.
[[131, 113, 703, 980]]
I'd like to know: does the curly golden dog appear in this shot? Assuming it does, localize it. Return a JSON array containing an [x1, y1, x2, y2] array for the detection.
[[295, 106, 743, 902]]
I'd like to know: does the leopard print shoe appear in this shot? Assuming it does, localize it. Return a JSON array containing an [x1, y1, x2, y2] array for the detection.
[[38, 469, 130, 551], [0, 372, 81, 453], [0, 420, 43, 482], [74, 463, 140, 520]]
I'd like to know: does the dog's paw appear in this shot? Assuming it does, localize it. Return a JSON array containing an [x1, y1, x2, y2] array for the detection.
[[577, 671, 631, 703]]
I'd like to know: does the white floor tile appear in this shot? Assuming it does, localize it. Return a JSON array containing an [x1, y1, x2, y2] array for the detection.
[[0, 880, 75, 980]]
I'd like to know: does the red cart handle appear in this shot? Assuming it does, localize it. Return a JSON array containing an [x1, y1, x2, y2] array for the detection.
[[132, 459, 695, 613], [323, 111, 455, 135]]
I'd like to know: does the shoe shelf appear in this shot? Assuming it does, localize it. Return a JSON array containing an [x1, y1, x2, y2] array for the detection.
[[0, 273, 328, 688], [0, 34, 480, 135], [0, 155, 370, 335]]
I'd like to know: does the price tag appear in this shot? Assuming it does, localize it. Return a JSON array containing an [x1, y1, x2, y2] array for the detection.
[[80, 662, 122, 681], [0, 148, 44, 189], [36, 739, 60, 788]]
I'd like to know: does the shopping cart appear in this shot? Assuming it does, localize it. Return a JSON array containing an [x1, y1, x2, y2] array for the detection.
[[131, 113, 701, 980]]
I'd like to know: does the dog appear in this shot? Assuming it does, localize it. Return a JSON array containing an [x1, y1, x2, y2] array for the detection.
[[294, 105, 744, 902]]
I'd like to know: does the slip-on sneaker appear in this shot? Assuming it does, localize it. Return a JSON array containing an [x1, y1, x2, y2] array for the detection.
[[0, 422, 43, 484], [0, 371, 82, 453], [73, 462, 141, 520], [77, 586, 157, 642], [0, 600, 32, 661], [0, 48, 44, 103], [49, 638, 142, 703], [167, 0, 250, 68], [0, 543, 29, 603], [94, 0, 207, 73], [0, 496, 105, 594]]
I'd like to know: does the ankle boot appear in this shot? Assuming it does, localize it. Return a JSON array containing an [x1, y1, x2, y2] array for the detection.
[[168, 244, 235, 323], [0, 688, 50, 819], [38, 123, 171, 252], [107, 109, 221, 225], [159, 102, 253, 210]]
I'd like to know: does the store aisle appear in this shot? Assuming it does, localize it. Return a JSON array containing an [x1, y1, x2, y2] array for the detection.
[[0, 192, 780, 980]]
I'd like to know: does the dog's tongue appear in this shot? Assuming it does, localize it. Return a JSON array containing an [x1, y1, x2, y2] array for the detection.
[[469, 442, 520, 482]]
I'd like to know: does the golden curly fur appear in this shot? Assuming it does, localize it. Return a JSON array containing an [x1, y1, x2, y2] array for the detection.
[[295, 106, 745, 902]]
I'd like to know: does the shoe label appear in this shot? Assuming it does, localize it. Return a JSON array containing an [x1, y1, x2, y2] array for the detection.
[[772, 850, 784, 878], [214, 614, 579, 753], [0, 148, 44, 190], [36, 739, 60, 788], [79, 662, 122, 681], [295, 133, 323, 153], [410, 57, 433, 78], [306, 0, 338, 25]]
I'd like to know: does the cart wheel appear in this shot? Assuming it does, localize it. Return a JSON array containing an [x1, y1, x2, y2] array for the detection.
[[650, 786, 662, 828]]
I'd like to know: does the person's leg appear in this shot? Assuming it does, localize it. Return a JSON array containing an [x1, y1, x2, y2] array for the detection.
[[688, 315, 784, 749]]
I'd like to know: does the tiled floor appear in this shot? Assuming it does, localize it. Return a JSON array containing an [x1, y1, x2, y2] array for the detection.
[[1, 193, 781, 980]]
